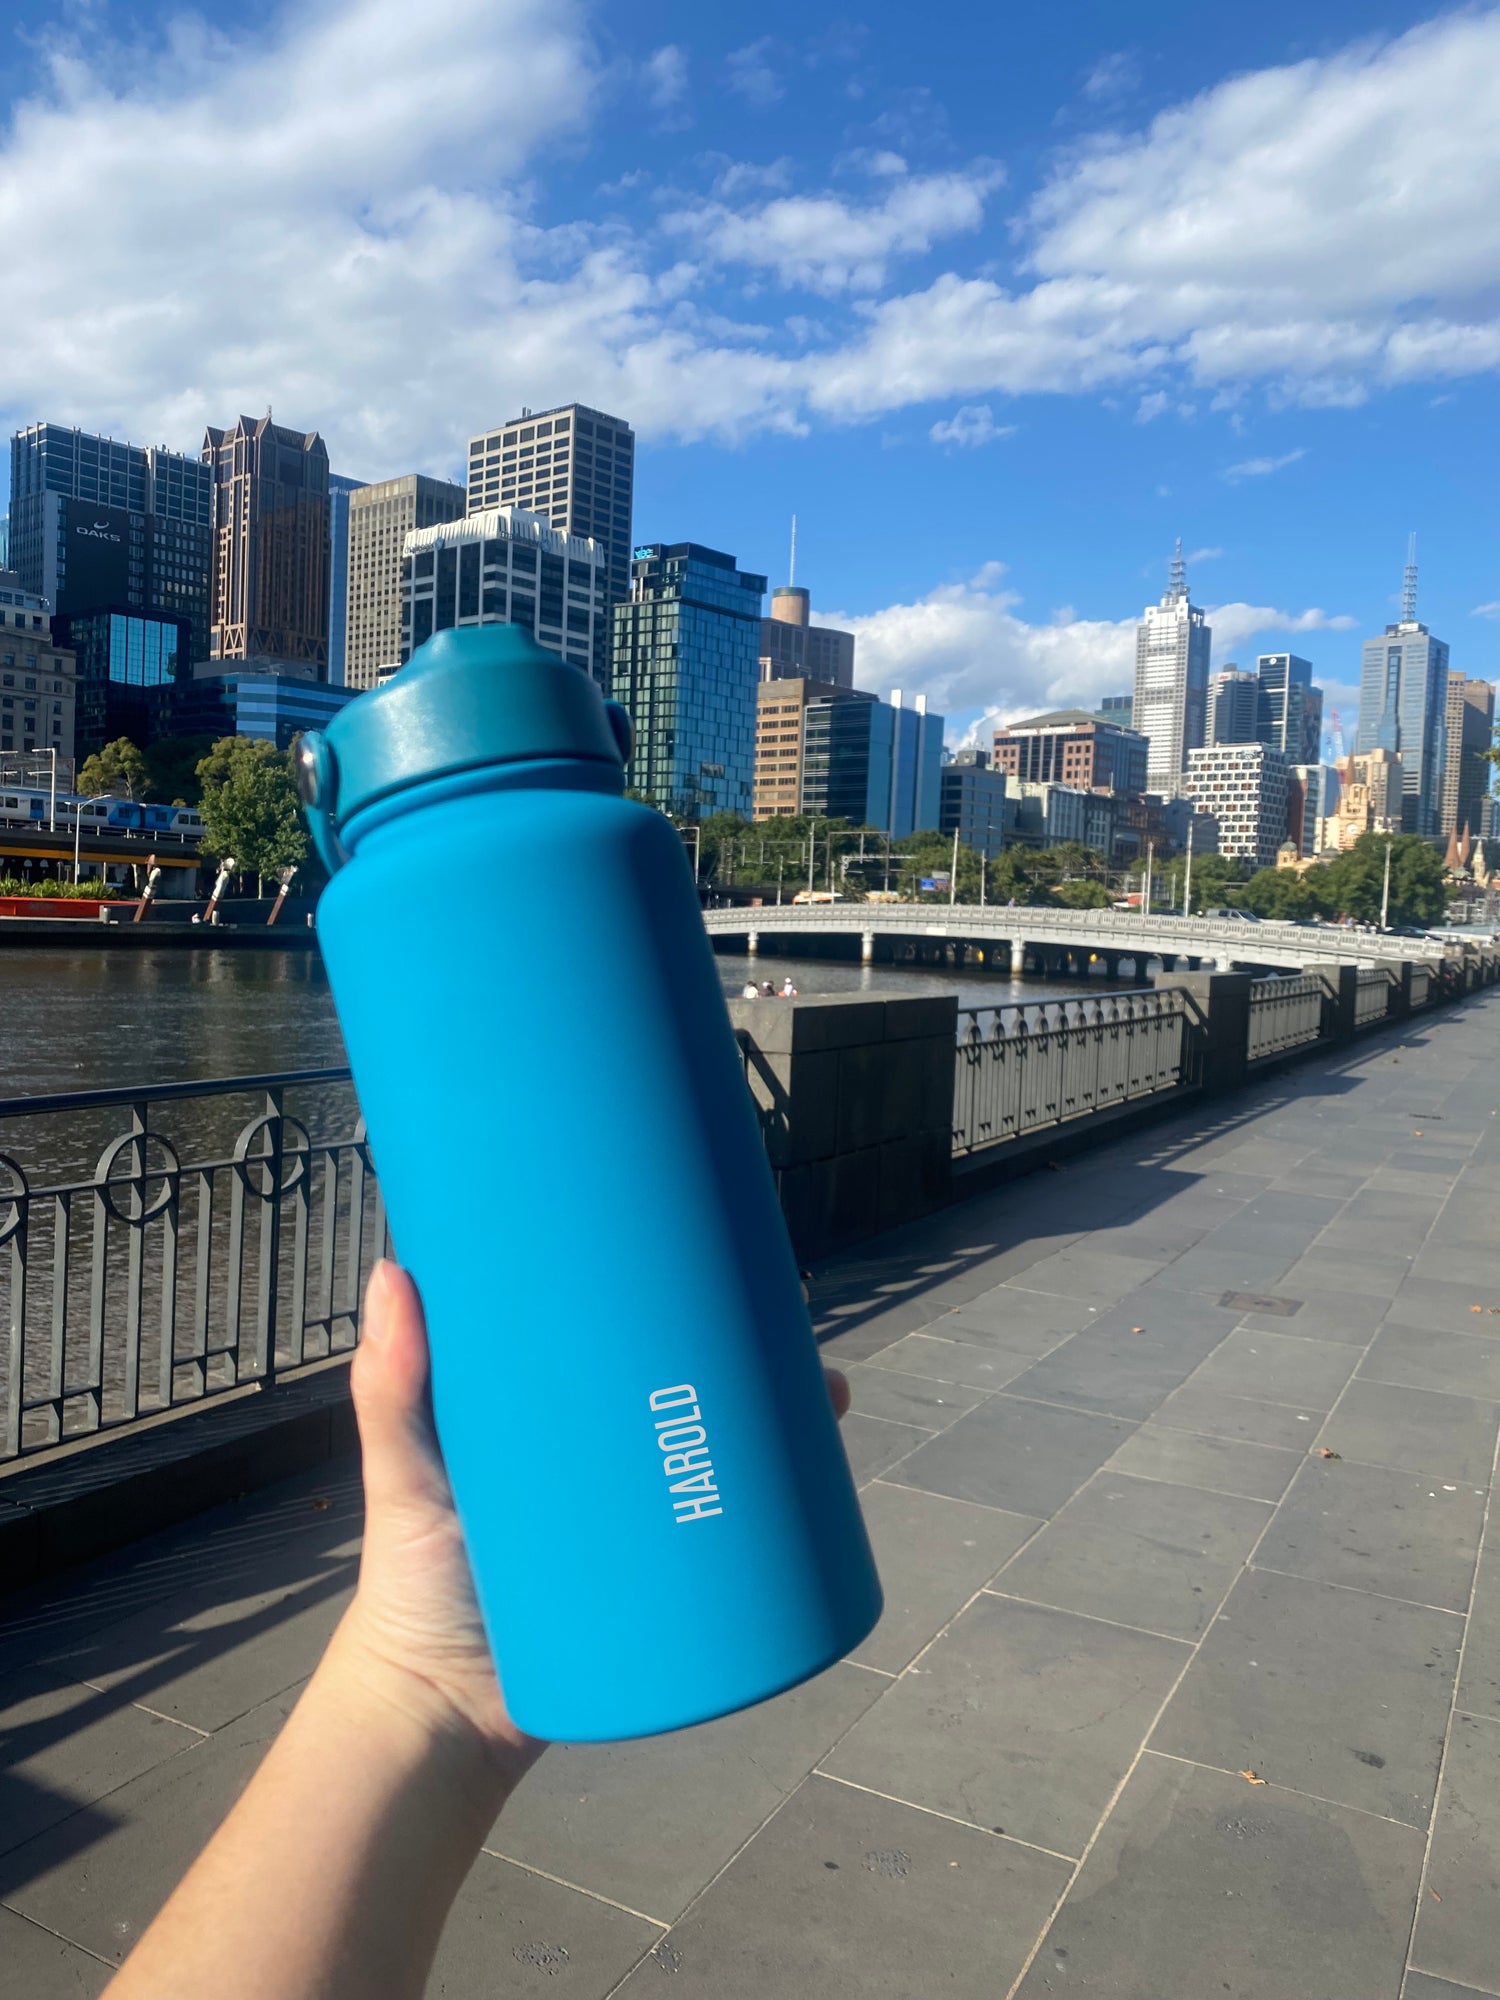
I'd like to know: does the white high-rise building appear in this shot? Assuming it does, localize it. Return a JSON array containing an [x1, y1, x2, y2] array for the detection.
[[1186, 743, 1289, 869], [400, 507, 606, 680], [1132, 541, 1211, 797]]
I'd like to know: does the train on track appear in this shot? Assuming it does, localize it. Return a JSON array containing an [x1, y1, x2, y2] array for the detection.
[[0, 789, 204, 840]]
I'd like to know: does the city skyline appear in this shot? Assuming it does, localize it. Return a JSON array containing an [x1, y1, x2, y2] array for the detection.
[[0, 1, 1496, 746]]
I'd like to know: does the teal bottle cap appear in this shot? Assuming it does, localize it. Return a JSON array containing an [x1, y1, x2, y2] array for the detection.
[[296, 626, 632, 872]]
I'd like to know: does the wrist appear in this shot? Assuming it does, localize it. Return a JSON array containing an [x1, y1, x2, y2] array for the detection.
[[318, 1608, 529, 1828]]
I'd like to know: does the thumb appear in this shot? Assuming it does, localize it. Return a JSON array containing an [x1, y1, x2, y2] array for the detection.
[[351, 1260, 451, 1518]]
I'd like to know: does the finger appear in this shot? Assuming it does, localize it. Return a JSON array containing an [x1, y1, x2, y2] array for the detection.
[[351, 1260, 451, 1515], [825, 1366, 850, 1422]]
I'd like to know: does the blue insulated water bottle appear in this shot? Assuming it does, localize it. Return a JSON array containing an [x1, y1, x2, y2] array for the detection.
[[298, 626, 881, 1741]]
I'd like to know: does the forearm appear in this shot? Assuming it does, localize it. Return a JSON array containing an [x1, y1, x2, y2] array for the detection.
[[104, 1615, 514, 2000]]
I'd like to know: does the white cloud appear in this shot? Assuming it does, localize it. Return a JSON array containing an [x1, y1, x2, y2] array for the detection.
[[5, 0, 1500, 467], [1224, 448, 1306, 480], [1187, 546, 1224, 563], [1082, 51, 1139, 103], [726, 39, 783, 108], [828, 568, 1355, 741], [661, 166, 1004, 296], [643, 45, 688, 112], [1474, 602, 1500, 619], [928, 403, 1015, 448]]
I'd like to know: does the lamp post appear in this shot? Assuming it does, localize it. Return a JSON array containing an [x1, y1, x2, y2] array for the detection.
[[1381, 836, 1394, 931], [1182, 814, 1195, 918], [949, 825, 960, 906], [73, 793, 115, 884]]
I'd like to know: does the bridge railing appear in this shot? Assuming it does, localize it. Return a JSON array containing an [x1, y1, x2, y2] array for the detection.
[[0, 1070, 381, 1464], [952, 990, 1194, 1157], [1247, 974, 1326, 1063], [1356, 965, 1397, 1028]]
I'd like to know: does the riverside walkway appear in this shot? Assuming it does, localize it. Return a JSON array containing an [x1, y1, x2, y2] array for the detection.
[[4, 993, 1500, 1997]]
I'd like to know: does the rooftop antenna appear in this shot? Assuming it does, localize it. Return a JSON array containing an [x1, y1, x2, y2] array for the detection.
[[788, 514, 797, 588], [1168, 536, 1187, 600], [1401, 531, 1418, 623]]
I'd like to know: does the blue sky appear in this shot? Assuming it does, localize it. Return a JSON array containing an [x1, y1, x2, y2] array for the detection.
[[3, 0, 1498, 743]]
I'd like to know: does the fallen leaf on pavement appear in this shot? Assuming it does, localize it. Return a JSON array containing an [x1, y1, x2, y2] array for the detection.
[[1131, 1326, 1146, 1335], [1430, 1889, 1442, 1902], [1316, 1447, 1341, 1460], [1239, 1769, 1267, 1786]]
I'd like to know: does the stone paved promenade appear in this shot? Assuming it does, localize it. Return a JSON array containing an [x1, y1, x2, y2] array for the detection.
[[5, 992, 1500, 1996]]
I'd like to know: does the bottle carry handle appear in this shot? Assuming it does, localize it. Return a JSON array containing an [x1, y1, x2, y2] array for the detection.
[[294, 732, 349, 878]]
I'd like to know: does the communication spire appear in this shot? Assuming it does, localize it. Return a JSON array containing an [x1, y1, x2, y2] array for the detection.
[[1401, 532, 1418, 624], [788, 514, 797, 588], [1168, 537, 1187, 601]]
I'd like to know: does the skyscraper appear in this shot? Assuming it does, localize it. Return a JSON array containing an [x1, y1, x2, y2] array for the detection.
[[9, 421, 213, 668], [1256, 653, 1321, 763], [801, 689, 943, 837], [346, 474, 466, 690], [759, 585, 856, 687], [327, 473, 367, 687], [399, 509, 606, 674], [202, 416, 331, 677], [1205, 669, 1260, 745], [1355, 541, 1450, 834], [465, 404, 633, 685], [610, 543, 765, 819], [1441, 672, 1495, 838], [1132, 541, 1211, 796], [753, 676, 865, 820]]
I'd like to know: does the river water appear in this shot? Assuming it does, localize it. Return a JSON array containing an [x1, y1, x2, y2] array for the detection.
[[0, 944, 1135, 1098]]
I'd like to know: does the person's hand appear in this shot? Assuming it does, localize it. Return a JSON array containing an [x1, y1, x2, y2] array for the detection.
[[335, 1261, 850, 1802]]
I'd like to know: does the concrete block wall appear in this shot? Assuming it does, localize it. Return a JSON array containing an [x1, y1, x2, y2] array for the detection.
[[727, 993, 957, 1261]]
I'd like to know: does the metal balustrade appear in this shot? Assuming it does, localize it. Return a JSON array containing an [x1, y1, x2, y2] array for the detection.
[[1410, 964, 1433, 1008], [1247, 974, 1326, 1062], [952, 990, 1193, 1157], [1356, 966, 1396, 1028], [0, 1071, 382, 1463]]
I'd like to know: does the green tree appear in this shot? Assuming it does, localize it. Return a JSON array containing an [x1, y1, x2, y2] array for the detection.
[[144, 735, 218, 807], [1053, 877, 1112, 909], [1156, 850, 1249, 914], [78, 737, 150, 801], [1321, 832, 1447, 927], [1238, 867, 1332, 921], [195, 737, 308, 894]]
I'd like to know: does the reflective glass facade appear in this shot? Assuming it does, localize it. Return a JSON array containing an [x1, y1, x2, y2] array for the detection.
[[59, 607, 188, 754], [174, 673, 357, 751], [801, 692, 944, 836], [1356, 621, 1450, 834], [610, 544, 765, 818]]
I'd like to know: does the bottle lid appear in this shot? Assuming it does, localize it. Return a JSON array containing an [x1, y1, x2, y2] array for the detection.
[[296, 626, 632, 872]]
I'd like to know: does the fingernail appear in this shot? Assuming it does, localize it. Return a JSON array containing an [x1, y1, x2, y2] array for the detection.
[[363, 1259, 393, 1342]]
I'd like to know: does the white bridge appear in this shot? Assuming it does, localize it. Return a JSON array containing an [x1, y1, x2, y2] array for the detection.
[[702, 903, 1451, 972]]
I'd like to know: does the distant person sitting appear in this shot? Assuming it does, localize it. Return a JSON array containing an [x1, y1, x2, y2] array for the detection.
[[780, 977, 797, 996], [741, 980, 760, 999], [760, 981, 775, 998]]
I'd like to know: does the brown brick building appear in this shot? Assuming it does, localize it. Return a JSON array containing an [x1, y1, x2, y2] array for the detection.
[[992, 708, 1149, 795], [202, 416, 331, 675], [753, 676, 860, 820]]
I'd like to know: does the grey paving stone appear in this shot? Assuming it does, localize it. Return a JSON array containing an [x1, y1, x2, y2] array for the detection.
[[822, 1594, 1187, 1859], [850, 1481, 1039, 1674], [1002, 1319, 1229, 1424], [1153, 1380, 1322, 1450], [1254, 1458, 1485, 1612], [1404, 1973, 1500, 2000], [888, 1395, 1134, 1519], [488, 1662, 884, 1922], [0, 1905, 111, 1998], [1362, 1321, 1500, 1402], [1394, 1275, 1500, 1335], [0, 1686, 302, 1962], [840, 1362, 985, 1431], [1342, 1188, 1445, 1229], [1408, 1713, 1500, 1996], [1013, 1752, 1422, 2000], [431, 1847, 662, 1996], [613, 1773, 1068, 2000], [1279, 1247, 1415, 1296], [34, 1570, 353, 1736], [1457, 1546, 1500, 1723], [1106, 1424, 1302, 1502], [1182, 1327, 1360, 1412], [1153, 1244, 1301, 1300], [1412, 1247, 1500, 1290], [1153, 1567, 1458, 1826], [0, 1667, 203, 1860], [995, 1470, 1270, 1640], [835, 1411, 930, 1486], [862, 1332, 1032, 1393], [999, 1248, 1165, 1306], [937, 1284, 1100, 1347], [1322, 1379, 1500, 1483], [1269, 1164, 1371, 1199]]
